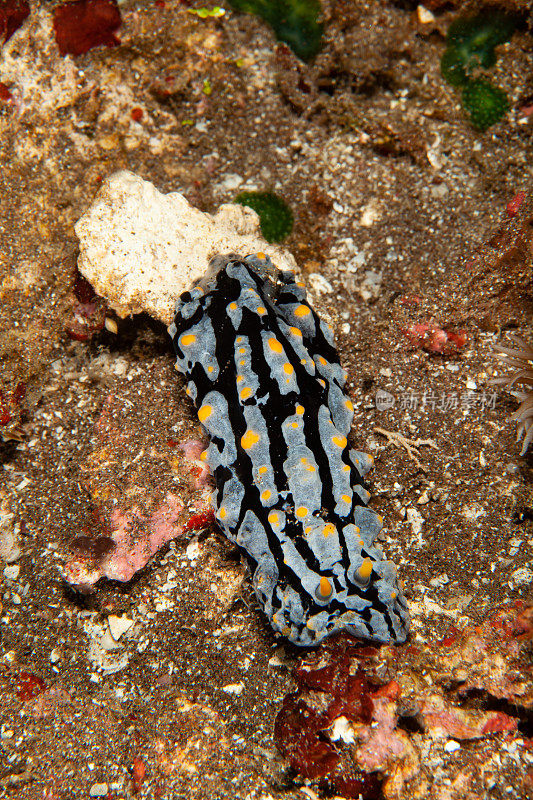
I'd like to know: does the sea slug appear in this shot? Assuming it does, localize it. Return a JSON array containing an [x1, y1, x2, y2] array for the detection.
[[168, 252, 410, 646]]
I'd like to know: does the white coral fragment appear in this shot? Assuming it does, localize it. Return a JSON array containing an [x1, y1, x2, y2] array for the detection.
[[75, 171, 296, 325]]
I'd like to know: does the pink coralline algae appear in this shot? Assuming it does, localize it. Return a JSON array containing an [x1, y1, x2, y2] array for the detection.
[[53, 0, 121, 57], [64, 497, 184, 589], [417, 692, 517, 739], [62, 394, 209, 590], [24, 684, 71, 720], [275, 604, 532, 798]]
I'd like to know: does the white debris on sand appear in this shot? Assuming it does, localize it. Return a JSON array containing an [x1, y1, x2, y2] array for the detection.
[[0, 494, 21, 563], [75, 170, 297, 325]]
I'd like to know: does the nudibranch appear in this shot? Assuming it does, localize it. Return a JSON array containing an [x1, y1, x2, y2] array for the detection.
[[169, 252, 409, 646]]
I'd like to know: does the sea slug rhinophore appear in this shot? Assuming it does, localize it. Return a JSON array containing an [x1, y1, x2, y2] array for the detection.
[[168, 252, 410, 646]]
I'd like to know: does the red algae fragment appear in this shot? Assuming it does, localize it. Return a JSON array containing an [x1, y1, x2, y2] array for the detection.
[[275, 643, 383, 798], [0, 390, 11, 426], [15, 671, 45, 701], [12, 382, 26, 405], [74, 271, 98, 304], [506, 190, 526, 218], [275, 696, 341, 778], [182, 509, 215, 534], [403, 322, 467, 354], [0, 381, 26, 435], [132, 756, 146, 793], [0, 0, 29, 44], [65, 270, 106, 341], [275, 610, 533, 799], [53, 0, 121, 58], [0, 82, 13, 101]]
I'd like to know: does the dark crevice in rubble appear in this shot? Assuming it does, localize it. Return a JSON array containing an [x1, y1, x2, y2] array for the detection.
[[458, 688, 533, 737], [512, 507, 533, 525], [397, 712, 424, 734]]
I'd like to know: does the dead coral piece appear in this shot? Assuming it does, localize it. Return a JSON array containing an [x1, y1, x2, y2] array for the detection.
[[374, 427, 438, 469], [492, 334, 533, 454], [75, 171, 296, 326]]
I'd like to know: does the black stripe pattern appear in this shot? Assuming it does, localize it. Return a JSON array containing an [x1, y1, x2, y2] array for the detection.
[[168, 253, 410, 646]]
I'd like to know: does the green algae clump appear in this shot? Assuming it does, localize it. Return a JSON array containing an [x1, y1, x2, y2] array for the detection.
[[441, 12, 518, 87], [440, 11, 518, 130], [461, 78, 509, 130], [228, 0, 323, 62], [235, 191, 294, 243], [440, 45, 469, 88]]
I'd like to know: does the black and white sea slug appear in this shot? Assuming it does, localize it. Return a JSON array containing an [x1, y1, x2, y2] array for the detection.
[[168, 252, 410, 647]]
